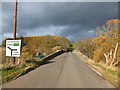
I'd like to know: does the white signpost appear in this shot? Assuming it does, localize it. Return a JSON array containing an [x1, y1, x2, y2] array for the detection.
[[6, 40, 21, 57]]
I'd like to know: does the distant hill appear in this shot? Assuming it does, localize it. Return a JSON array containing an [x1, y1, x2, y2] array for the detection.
[[2, 35, 71, 64], [3, 35, 71, 55]]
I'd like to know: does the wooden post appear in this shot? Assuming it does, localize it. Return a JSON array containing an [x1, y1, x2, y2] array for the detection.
[[13, 0, 18, 65]]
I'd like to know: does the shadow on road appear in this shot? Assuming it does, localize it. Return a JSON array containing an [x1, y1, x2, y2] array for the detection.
[[41, 61, 55, 66], [42, 50, 64, 62]]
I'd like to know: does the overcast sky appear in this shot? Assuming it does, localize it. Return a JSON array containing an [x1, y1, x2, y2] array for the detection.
[[1, 2, 118, 43]]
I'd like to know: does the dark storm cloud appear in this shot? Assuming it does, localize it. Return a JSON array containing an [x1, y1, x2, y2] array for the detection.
[[17, 2, 117, 29], [2, 2, 118, 42]]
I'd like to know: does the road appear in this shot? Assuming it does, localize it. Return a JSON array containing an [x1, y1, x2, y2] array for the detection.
[[3, 52, 115, 88]]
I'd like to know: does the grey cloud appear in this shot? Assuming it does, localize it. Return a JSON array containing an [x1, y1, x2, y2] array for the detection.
[[17, 2, 118, 29], [2, 2, 118, 43]]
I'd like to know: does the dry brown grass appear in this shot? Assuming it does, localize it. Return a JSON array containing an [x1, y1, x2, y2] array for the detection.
[[87, 61, 119, 87]]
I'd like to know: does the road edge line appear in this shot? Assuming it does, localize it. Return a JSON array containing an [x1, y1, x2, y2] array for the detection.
[[73, 51, 117, 88], [73, 51, 104, 77]]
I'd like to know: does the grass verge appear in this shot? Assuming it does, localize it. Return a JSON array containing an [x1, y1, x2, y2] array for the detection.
[[2, 59, 43, 84], [87, 61, 119, 87]]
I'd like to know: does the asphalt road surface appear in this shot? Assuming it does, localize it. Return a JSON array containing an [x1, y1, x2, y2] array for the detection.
[[3, 52, 115, 88]]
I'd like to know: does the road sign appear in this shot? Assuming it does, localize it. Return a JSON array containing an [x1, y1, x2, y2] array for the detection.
[[6, 40, 21, 57]]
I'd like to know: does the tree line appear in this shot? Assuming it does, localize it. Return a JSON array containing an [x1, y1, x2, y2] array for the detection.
[[73, 19, 120, 67], [2, 35, 71, 64]]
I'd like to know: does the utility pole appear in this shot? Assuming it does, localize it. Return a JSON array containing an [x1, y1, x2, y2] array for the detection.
[[13, 0, 18, 65], [13, 0, 18, 40]]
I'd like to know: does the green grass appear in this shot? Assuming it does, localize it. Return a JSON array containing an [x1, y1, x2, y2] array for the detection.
[[87, 61, 119, 87], [2, 66, 25, 84], [2, 59, 43, 84]]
